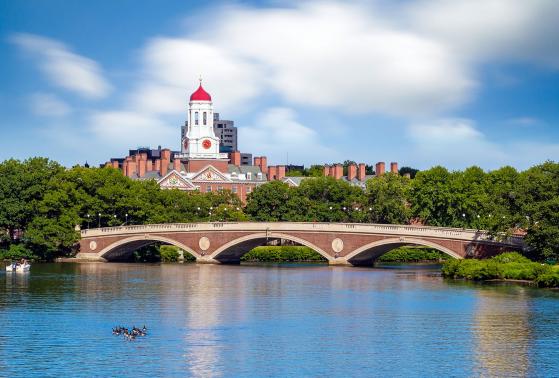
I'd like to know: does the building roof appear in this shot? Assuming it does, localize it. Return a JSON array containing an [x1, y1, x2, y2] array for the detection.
[[190, 84, 211, 102]]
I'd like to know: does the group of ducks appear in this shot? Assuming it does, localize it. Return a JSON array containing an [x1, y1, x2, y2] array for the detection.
[[112, 325, 147, 341]]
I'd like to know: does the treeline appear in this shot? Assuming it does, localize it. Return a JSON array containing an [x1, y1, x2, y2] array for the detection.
[[245, 163, 559, 261], [1, 158, 558, 261], [0, 158, 245, 261]]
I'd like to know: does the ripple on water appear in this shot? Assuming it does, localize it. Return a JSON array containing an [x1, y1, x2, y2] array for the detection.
[[0, 262, 558, 377]]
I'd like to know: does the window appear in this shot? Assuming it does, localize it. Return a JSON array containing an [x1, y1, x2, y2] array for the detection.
[[194, 112, 199, 125], [203, 112, 207, 125], [217, 186, 223, 191], [206, 185, 212, 192], [246, 186, 252, 193], [232, 186, 237, 193], [246, 172, 252, 180]]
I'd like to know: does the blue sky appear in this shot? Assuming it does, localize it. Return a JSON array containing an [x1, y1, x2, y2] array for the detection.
[[1, 0, 558, 170]]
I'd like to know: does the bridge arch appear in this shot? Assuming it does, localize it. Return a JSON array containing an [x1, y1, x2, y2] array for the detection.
[[209, 232, 333, 263], [95, 235, 200, 262], [345, 237, 462, 266]]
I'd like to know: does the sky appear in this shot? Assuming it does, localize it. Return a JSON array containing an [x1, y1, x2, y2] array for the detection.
[[0, 0, 558, 170]]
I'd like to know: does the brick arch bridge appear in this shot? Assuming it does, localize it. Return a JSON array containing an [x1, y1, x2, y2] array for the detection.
[[76, 222, 524, 266]]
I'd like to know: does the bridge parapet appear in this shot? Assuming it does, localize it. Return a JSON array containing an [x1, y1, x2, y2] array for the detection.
[[80, 222, 524, 247]]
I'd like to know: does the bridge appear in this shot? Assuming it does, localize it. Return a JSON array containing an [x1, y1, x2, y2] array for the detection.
[[76, 222, 525, 265]]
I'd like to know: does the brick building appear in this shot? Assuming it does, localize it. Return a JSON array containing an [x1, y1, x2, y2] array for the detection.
[[105, 80, 400, 201]]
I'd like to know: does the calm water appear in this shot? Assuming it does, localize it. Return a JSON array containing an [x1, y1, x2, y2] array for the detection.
[[1, 262, 558, 377]]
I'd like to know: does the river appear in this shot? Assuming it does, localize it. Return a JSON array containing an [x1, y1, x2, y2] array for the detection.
[[1, 262, 558, 377]]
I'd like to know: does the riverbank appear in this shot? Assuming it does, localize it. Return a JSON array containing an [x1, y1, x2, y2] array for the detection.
[[442, 252, 559, 288]]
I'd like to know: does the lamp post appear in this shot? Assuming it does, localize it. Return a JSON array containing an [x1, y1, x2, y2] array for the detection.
[[86, 214, 90, 229], [98, 213, 101, 228], [113, 214, 117, 225], [125, 213, 128, 225]]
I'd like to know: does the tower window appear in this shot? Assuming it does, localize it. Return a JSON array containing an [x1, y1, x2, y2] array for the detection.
[[195, 112, 199, 125], [203, 112, 207, 125]]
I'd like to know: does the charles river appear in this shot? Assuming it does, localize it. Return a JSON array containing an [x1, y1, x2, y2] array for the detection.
[[1, 262, 558, 377]]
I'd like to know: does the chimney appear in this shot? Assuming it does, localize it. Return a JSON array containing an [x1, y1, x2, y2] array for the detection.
[[154, 159, 161, 174], [347, 164, 357, 181], [329, 166, 335, 177], [138, 156, 146, 177], [254, 156, 261, 167], [146, 159, 153, 172], [230, 151, 241, 167], [323, 165, 330, 177], [122, 160, 128, 176], [104, 162, 111, 168], [173, 158, 181, 172], [268, 166, 277, 180], [334, 164, 343, 180], [127, 160, 137, 178], [111, 160, 119, 169], [390, 162, 398, 174], [277, 165, 286, 180], [259, 156, 268, 174], [161, 149, 171, 177], [357, 163, 366, 181], [375, 162, 385, 176]]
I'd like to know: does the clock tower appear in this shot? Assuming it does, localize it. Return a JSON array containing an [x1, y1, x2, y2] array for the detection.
[[181, 79, 227, 160], [179, 79, 229, 173]]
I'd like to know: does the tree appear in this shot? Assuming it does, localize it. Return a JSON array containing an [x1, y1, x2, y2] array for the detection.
[[0, 158, 63, 243], [409, 166, 456, 226], [365, 173, 411, 224], [516, 162, 559, 261], [245, 181, 292, 221]]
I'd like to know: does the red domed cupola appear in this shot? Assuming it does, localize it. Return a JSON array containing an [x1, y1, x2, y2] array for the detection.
[[190, 83, 212, 102]]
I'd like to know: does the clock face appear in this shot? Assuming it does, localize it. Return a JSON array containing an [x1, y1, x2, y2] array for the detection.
[[202, 139, 212, 149]]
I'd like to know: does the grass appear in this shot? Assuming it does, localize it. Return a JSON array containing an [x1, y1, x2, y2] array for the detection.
[[376, 247, 449, 262], [442, 252, 559, 288]]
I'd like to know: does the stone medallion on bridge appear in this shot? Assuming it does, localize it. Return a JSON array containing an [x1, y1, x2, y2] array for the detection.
[[331, 238, 344, 253], [198, 237, 210, 251], [89, 241, 97, 251]]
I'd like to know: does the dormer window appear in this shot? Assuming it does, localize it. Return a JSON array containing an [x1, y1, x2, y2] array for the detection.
[[194, 112, 199, 125], [257, 172, 263, 180], [246, 172, 252, 180], [203, 112, 207, 125]]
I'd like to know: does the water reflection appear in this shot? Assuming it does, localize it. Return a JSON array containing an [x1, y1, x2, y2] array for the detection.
[[0, 263, 558, 377], [473, 286, 531, 377]]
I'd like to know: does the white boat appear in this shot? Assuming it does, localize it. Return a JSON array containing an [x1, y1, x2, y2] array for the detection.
[[5, 263, 31, 272]]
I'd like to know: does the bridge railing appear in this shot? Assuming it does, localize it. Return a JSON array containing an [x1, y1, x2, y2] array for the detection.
[[80, 222, 524, 246]]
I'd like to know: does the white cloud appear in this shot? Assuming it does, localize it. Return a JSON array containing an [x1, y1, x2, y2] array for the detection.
[[29, 93, 71, 117], [506, 117, 542, 127], [129, 38, 263, 114], [126, 2, 475, 118], [406, 118, 507, 168], [11, 33, 111, 98], [407, 0, 559, 67], [239, 107, 338, 164], [405, 118, 559, 169], [88, 111, 176, 149]]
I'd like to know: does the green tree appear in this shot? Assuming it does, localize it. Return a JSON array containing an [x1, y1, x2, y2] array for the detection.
[[365, 173, 411, 224], [516, 162, 559, 261], [245, 181, 292, 221], [409, 166, 456, 226]]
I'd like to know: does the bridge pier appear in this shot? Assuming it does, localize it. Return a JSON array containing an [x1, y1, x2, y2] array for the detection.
[[328, 258, 352, 266], [195, 256, 222, 264]]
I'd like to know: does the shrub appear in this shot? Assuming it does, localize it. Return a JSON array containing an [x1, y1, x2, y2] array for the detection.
[[0, 244, 35, 261], [491, 252, 531, 264], [534, 273, 559, 288], [241, 246, 326, 262], [159, 245, 180, 262], [378, 247, 449, 262]]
